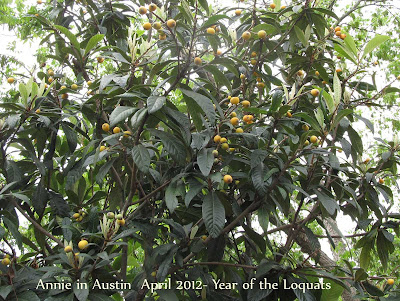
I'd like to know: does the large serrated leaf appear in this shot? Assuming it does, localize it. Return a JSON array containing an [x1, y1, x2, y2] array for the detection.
[[110, 106, 137, 127], [202, 192, 225, 238], [362, 35, 390, 59], [54, 25, 81, 51], [147, 96, 166, 114], [132, 144, 150, 173], [197, 148, 213, 177], [150, 129, 186, 163], [84, 34, 104, 56], [181, 88, 215, 124]]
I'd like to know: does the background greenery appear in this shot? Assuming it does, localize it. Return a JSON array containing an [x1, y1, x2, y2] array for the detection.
[[0, 0, 400, 300]]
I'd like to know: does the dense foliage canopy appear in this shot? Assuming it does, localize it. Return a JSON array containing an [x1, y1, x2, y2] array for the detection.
[[1, 0, 400, 300]]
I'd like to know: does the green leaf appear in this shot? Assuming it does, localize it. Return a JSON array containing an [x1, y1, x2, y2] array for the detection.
[[96, 158, 116, 185], [54, 25, 81, 51], [362, 35, 390, 59], [343, 33, 358, 56], [0, 286, 12, 300], [322, 90, 335, 114], [269, 90, 283, 113], [347, 126, 363, 155], [130, 108, 148, 132], [150, 129, 187, 163], [88, 293, 115, 301], [197, 148, 214, 177], [110, 106, 137, 127], [181, 88, 215, 124], [62, 123, 77, 152], [0, 226, 5, 239], [165, 182, 179, 213], [202, 191, 225, 238], [202, 15, 229, 29], [320, 280, 344, 301], [294, 26, 307, 47], [84, 34, 104, 56], [253, 23, 279, 35], [204, 65, 231, 90], [3, 216, 22, 249], [258, 206, 269, 234], [332, 109, 353, 130], [132, 144, 150, 173], [315, 190, 339, 216], [74, 282, 89, 301], [333, 71, 341, 106], [19, 83, 28, 105], [315, 107, 324, 128], [147, 96, 166, 114], [296, 112, 321, 130], [32, 179, 48, 216], [49, 191, 70, 217], [360, 241, 372, 269], [334, 43, 357, 64]]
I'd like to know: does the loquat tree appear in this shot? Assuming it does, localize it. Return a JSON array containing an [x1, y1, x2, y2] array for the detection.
[[1, 0, 400, 300]]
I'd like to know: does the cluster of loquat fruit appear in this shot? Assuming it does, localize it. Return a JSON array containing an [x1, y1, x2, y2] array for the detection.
[[99, 123, 132, 152]]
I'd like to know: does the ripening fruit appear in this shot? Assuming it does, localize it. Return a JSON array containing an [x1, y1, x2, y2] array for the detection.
[[100, 145, 106, 152], [387, 279, 395, 285], [61, 93, 68, 99], [231, 112, 237, 117], [251, 51, 257, 58], [379, 178, 384, 184], [71, 84, 78, 90], [335, 31, 342, 37], [201, 235, 207, 240], [153, 22, 162, 30], [235, 9, 242, 16], [340, 33, 346, 40], [123, 131, 132, 137], [143, 22, 152, 30], [7, 77, 14, 84], [72, 213, 80, 219], [102, 123, 110, 132], [223, 175, 233, 184], [207, 27, 216, 35], [230, 117, 239, 125], [221, 143, 229, 150], [149, 3, 157, 11], [78, 240, 88, 250], [159, 33, 167, 40], [297, 70, 304, 76], [229, 147, 235, 152], [107, 212, 115, 219], [214, 135, 221, 143], [117, 218, 126, 226], [97, 57, 104, 63], [1, 258, 10, 266], [37, 0, 43, 4], [64, 246, 73, 253], [270, 3, 276, 9], [151, 271, 157, 277], [315, 71, 320, 76], [35, 109, 41, 114], [212, 150, 219, 157], [194, 57, 202, 65], [286, 111, 292, 118], [166, 19, 176, 28], [302, 124, 309, 131], [397, 75, 400, 80], [236, 128, 244, 133], [311, 89, 320, 97], [48, 69, 54, 76], [281, 5, 286, 9], [310, 136, 318, 144], [116, 214, 123, 220], [322, 80, 327, 85], [336, 68, 342, 73], [230, 97, 240, 105], [242, 100, 250, 107], [258, 30, 267, 39], [48, 77, 54, 83], [242, 31, 251, 40], [364, 158, 371, 163], [220, 137, 227, 143], [257, 82, 265, 89], [250, 59, 257, 66], [138, 6, 147, 14], [334, 26, 341, 32], [240, 73, 246, 79], [304, 140, 310, 146], [113, 127, 121, 134], [87, 81, 92, 86], [215, 49, 222, 56]]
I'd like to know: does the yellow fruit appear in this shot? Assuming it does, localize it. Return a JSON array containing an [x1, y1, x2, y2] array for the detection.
[[123, 130, 132, 137], [373, 61, 378, 66], [240, 73, 246, 79], [338, 149, 342, 153], [311, 89, 320, 97], [242, 100, 250, 107], [215, 49, 222, 56], [48, 69, 54, 76], [286, 111, 292, 118], [297, 70, 304, 76], [250, 59, 257, 66], [364, 158, 371, 164], [97, 57, 105, 63], [214, 135, 221, 143], [220, 137, 227, 143], [64, 246, 73, 253], [35, 13, 39, 17], [7, 77, 14, 84], [243, 115, 250, 122], [194, 57, 202, 65], [397, 75, 400, 80], [113, 127, 121, 134], [48, 77, 54, 83], [201, 235, 207, 240], [379, 178, 384, 184], [151, 271, 157, 277], [340, 33, 346, 40], [281, 5, 286, 9], [223, 175, 233, 184], [1, 258, 10, 266], [71, 84, 78, 90], [212, 150, 219, 157], [78, 240, 88, 250], [100, 145, 106, 152], [230, 97, 240, 105], [102, 123, 110, 132], [60, 85, 66, 90], [221, 143, 229, 150], [335, 31, 342, 37], [159, 34, 167, 40], [304, 140, 310, 146], [143, 22, 152, 30], [242, 31, 251, 41], [117, 218, 126, 226], [87, 81, 92, 86], [310, 136, 318, 143], [166, 19, 176, 28], [334, 26, 341, 32], [270, 3, 276, 9], [72, 213, 80, 219], [230, 117, 239, 125], [149, 3, 157, 11], [229, 147, 235, 152], [207, 27, 216, 35], [322, 81, 327, 85], [139, 6, 147, 14], [387, 279, 395, 285], [336, 68, 342, 73], [258, 30, 267, 39], [228, 95, 232, 99], [236, 128, 244, 133], [153, 22, 162, 30], [231, 112, 237, 117], [257, 82, 265, 89], [235, 9, 242, 16], [302, 124, 309, 131], [251, 51, 257, 58], [35, 109, 41, 114], [315, 71, 320, 76], [61, 93, 68, 99], [37, 0, 42, 3]]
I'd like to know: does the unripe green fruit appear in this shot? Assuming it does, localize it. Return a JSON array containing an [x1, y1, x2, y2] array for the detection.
[[116, 214, 123, 220], [107, 212, 115, 219]]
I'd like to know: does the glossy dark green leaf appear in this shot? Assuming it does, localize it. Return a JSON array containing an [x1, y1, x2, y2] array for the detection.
[[202, 191, 225, 238]]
